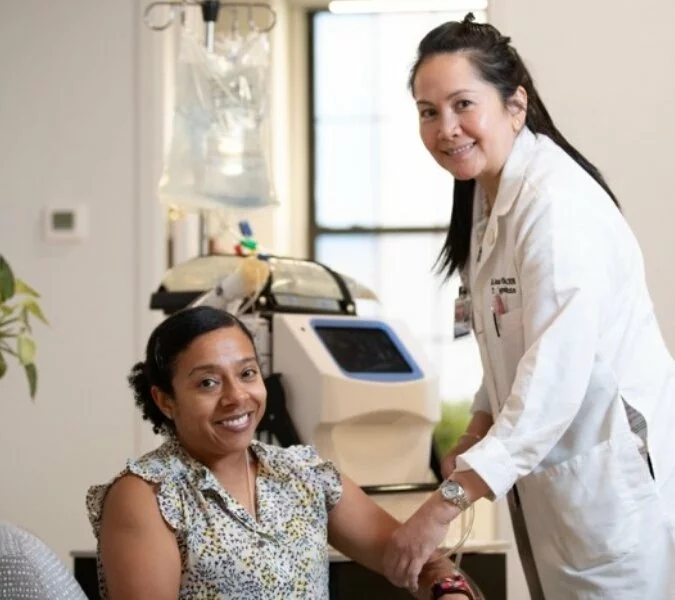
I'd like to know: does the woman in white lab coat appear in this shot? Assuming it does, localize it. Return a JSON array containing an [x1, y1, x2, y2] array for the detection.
[[382, 13, 675, 600]]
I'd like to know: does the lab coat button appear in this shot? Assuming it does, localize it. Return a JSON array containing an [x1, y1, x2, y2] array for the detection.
[[487, 229, 496, 245]]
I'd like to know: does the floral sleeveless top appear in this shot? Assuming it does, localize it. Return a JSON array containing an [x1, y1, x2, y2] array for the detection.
[[86, 438, 342, 599]]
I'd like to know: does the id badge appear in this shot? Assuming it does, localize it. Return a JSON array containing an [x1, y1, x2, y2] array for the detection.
[[454, 286, 472, 339]]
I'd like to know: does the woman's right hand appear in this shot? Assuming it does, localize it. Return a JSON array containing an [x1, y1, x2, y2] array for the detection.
[[440, 434, 483, 479], [440, 452, 459, 479]]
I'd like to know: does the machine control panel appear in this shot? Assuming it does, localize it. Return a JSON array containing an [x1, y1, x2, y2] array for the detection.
[[311, 318, 423, 382]]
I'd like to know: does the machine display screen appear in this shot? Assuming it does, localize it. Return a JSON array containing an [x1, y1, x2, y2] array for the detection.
[[314, 326, 413, 374]]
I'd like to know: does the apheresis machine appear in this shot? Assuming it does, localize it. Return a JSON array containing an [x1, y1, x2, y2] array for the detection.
[[151, 253, 497, 599], [152, 254, 441, 491]]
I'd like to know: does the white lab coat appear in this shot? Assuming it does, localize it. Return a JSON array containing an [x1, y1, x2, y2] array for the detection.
[[455, 127, 675, 599]]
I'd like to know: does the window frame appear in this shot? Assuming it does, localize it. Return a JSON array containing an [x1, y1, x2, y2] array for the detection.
[[305, 8, 450, 261]]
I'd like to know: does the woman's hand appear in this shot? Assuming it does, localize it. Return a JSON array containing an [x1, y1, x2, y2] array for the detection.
[[440, 435, 479, 479], [382, 492, 461, 593], [440, 451, 460, 479], [417, 557, 476, 600], [441, 412, 492, 479]]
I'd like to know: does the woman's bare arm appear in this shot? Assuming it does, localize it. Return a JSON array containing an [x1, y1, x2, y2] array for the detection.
[[99, 474, 181, 600], [327, 475, 469, 599], [441, 411, 494, 478]]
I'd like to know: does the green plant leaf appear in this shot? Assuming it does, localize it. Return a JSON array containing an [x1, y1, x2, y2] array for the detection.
[[20, 306, 32, 333], [24, 363, 37, 399], [24, 300, 48, 325], [0, 259, 43, 399], [0, 315, 20, 330], [15, 279, 40, 298], [17, 334, 36, 365], [0, 256, 15, 303], [0, 342, 18, 357]]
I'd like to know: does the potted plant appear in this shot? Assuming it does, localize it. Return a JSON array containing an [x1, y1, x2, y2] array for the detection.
[[0, 255, 47, 399], [433, 399, 472, 458]]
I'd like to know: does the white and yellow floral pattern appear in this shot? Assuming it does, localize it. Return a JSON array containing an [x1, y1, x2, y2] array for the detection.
[[87, 438, 342, 599]]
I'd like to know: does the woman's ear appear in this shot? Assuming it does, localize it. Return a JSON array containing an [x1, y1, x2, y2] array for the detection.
[[508, 85, 528, 131], [151, 386, 174, 421]]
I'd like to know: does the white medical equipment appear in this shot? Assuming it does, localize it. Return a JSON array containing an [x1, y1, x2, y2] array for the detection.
[[274, 313, 438, 487]]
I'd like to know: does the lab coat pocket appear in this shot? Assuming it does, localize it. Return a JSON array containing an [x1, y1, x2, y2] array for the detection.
[[498, 307, 523, 336], [534, 439, 639, 571]]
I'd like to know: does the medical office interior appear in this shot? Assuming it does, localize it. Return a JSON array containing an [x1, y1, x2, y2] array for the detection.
[[1, 0, 675, 598]]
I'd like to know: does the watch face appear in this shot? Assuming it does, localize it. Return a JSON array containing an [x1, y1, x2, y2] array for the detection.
[[441, 481, 459, 499], [441, 480, 467, 508]]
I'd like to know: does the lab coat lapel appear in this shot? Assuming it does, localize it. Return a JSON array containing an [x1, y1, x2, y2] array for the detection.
[[493, 127, 536, 218], [473, 127, 537, 287]]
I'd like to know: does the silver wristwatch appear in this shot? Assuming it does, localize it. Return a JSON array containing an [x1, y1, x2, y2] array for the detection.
[[439, 479, 470, 511]]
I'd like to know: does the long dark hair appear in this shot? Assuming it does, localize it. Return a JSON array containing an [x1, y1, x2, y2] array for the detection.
[[409, 13, 620, 279]]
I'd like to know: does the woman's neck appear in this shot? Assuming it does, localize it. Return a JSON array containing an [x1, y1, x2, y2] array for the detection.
[[176, 433, 252, 479], [210, 448, 254, 487], [195, 444, 258, 517]]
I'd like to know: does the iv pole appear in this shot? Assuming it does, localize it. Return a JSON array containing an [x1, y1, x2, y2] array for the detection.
[[143, 0, 277, 260], [198, 1, 220, 257]]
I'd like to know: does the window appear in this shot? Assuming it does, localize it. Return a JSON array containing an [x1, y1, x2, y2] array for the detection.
[[308, 8, 487, 404]]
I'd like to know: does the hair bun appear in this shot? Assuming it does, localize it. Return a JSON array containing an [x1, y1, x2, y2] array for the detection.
[[129, 361, 149, 381], [463, 12, 476, 23]]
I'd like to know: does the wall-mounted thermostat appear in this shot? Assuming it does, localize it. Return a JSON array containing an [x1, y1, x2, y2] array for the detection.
[[43, 206, 88, 242]]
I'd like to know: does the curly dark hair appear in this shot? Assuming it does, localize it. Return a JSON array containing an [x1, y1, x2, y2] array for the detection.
[[128, 306, 257, 435]]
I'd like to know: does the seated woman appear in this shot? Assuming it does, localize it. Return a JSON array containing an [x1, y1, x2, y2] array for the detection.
[[86, 306, 474, 599]]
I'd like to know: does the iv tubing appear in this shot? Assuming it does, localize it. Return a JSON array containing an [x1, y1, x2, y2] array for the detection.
[[449, 503, 475, 568], [429, 502, 475, 568]]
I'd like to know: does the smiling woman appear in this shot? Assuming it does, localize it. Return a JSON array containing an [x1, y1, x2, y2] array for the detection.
[[85, 306, 472, 600], [381, 13, 675, 600], [413, 52, 527, 203]]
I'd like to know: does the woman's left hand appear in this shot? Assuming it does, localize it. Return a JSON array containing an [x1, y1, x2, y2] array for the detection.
[[382, 492, 461, 592]]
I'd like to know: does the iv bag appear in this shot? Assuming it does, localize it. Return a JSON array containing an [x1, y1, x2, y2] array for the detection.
[[159, 28, 276, 210]]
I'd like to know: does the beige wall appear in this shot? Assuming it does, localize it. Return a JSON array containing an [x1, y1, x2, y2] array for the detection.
[[0, 0, 160, 564]]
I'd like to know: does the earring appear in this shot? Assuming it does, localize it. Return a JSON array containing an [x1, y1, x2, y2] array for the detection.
[[513, 119, 521, 131]]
